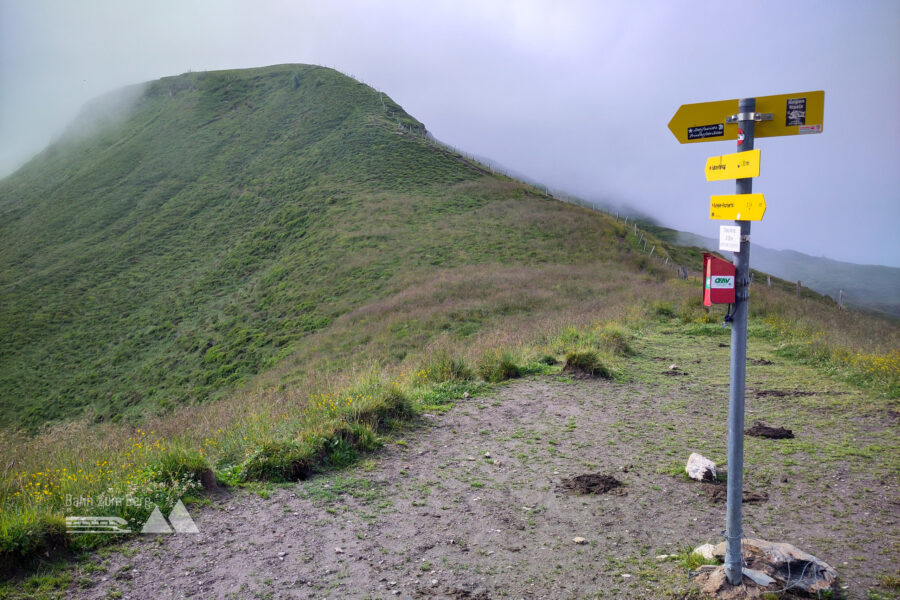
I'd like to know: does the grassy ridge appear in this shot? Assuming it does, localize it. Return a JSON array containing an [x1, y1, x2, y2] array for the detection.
[[0, 65, 650, 428]]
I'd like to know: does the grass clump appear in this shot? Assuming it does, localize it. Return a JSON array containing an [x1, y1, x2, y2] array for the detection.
[[551, 323, 636, 358], [650, 300, 677, 319], [677, 546, 721, 571], [349, 381, 415, 428], [150, 448, 209, 483], [596, 324, 634, 356], [239, 439, 321, 482], [240, 381, 412, 481], [563, 350, 614, 379], [420, 353, 473, 383], [477, 349, 522, 383], [0, 513, 67, 567], [677, 296, 718, 325]]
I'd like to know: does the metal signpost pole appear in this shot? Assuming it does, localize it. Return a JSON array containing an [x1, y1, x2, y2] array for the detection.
[[669, 89, 824, 588], [724, 97, 755, 585]]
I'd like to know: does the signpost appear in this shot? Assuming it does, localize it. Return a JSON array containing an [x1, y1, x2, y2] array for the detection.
[[709, 194, 766, 221], [669, 91, 824, 587], [667, 90, 824, 144], [705, 149, 760, 181]]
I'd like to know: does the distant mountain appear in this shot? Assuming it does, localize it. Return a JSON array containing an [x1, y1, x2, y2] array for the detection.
[[649, 227, 900, 318]]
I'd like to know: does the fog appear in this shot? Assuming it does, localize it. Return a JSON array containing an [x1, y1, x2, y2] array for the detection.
[[1, 0, 898, 266]]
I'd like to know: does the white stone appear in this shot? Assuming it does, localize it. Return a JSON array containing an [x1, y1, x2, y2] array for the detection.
[[686, 453, 717, 481], [693, 543, 717, 561]]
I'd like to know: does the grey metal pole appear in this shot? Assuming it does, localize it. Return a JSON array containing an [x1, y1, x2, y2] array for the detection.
[[724, 97, 755, 586]]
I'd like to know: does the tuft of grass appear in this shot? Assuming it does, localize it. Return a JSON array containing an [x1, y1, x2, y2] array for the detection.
[[0, 513, 67, 566], [151, 448, 209, 483], [477, 349, 522, 383], [563, 350, 614, 379], [596, 324, 635, 356], [677, 546, 721, 571], [650, 301, 677, 319], [422, 353, 473, 383], [239, 439, 321, 482]]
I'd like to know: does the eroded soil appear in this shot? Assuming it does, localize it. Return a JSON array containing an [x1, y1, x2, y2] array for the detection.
[[65, 331, 899, 599]]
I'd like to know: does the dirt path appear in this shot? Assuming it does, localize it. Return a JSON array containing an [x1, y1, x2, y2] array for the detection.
[[67, 356, 899, 599]]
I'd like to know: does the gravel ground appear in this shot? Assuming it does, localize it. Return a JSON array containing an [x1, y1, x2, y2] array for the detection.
[[66, 362, 898, 600]]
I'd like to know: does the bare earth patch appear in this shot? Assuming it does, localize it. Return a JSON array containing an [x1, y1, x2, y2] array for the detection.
[[558, 473, 625, 496], [744, 422, 794, 440], [66, 348, 898, 599]]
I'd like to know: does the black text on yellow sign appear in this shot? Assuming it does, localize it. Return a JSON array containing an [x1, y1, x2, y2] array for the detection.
[[709, 194, 766, 221], [705, 149, 760, 182], [668, 91, 824, 144]]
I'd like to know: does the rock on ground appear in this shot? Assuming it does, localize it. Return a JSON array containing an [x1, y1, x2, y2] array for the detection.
[[710, 538, 838, 596], [686, 452, 717, 482]]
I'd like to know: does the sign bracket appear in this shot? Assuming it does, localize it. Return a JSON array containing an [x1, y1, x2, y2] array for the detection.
[[725, 112, 773, 124]]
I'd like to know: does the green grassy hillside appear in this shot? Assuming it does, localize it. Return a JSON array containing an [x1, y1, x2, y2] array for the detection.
[[0, 64, 671, 429], [1, 65, 898, 581]]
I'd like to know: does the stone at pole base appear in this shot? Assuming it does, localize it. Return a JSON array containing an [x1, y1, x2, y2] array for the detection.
[[694, 537, 838, 598]]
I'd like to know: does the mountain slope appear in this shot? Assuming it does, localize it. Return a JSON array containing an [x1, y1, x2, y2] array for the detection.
[[646, 227, 900, 318], [0, 65, 655, 428]]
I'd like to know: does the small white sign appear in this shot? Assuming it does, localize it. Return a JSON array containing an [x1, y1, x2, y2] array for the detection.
[[710, 275, 734, 289], [719, 225, 741, 253]]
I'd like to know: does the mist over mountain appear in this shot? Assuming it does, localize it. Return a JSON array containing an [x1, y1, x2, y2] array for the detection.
[[667, 230, 900, 318], [0, 64, 665, 428]]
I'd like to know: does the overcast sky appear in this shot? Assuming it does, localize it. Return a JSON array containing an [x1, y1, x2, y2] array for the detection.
[[2, 0, 898, 266]]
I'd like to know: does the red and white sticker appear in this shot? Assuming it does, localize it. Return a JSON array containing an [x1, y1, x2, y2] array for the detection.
[[737, 129, 745, 145], [799, 124, 823, 134]]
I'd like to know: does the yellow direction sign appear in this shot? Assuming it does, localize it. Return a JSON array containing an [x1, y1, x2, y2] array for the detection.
[[669, 91, 824, 144], [710, 194, 766, 221], [705, 149, 760, 181]]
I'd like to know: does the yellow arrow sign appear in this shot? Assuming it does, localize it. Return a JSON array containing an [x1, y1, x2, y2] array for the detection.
[[705, 149, 761, 181], [669, 91, 824, 144], [710, 194, 766, 221]]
